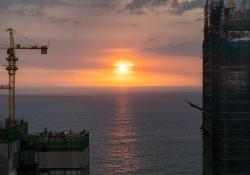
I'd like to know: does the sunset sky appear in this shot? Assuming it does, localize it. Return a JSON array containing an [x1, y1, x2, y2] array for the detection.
[[0, 0, 204, 87]]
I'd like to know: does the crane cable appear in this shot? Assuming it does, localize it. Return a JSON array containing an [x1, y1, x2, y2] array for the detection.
[[15, 31, 38, 46], [0, 29, 38, 46]]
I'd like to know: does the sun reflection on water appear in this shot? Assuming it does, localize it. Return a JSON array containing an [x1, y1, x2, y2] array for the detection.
[[103, 91, 141, 174]]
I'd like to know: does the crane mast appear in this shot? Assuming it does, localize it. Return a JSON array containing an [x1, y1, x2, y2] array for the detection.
[[6, 28, 17, 126], [0, 28, 48, 126]]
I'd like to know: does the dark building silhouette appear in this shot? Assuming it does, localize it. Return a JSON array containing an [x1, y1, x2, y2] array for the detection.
[[0, 120, 89, 175], [203, 0, 250, 174]]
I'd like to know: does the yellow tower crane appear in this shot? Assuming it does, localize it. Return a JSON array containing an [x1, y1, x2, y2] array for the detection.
[[0, 28, 48, 126]]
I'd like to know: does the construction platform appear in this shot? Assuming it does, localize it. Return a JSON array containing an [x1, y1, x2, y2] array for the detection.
[[0, 120, 89, 175]]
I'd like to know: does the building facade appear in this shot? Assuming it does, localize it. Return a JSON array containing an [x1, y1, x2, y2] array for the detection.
[[203, 0, 250, 174], [0, 120, 89, 175]]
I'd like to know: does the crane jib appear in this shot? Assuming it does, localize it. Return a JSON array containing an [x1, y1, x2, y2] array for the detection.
[[0, 28, 48, 126]]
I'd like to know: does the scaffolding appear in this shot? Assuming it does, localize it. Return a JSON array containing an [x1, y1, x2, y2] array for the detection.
[[203, 0, 250, 174], [19, 130, 89, 175]]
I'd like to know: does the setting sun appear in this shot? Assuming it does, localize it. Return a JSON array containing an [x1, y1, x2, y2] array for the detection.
[[118, 64, 128, 73], [114, 61, 134, 75], [108, 60, 138, 84]]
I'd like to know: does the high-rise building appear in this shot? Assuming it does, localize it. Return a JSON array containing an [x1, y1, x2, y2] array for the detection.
[[203, 0, 250, 174]]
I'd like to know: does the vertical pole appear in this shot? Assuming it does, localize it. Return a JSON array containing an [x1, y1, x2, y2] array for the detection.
[[8, 69, 16, 125], [6, 28, 17, 126], [204, 0, 208, 29]]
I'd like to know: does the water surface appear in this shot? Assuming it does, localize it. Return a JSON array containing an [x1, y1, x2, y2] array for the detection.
[[0, 88, 202, 175]]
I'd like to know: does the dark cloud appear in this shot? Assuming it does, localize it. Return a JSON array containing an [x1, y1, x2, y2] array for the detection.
[[175, 21, 190, 25], [0, 0, 57, 11], [146, 37, 157, 43], [47, 17, 80, 25], [129, 23, 141, 27], [124, 0, 204, 15], [0, 0, 204, 17], [196, 17, 204, 21], [145, 41, 202, 57], [88, 2, 112, 8], [169, 0, 204, 15], [0, 0, 111, 10], [126, 0, 166, 10], [0, 0, 83, 24]]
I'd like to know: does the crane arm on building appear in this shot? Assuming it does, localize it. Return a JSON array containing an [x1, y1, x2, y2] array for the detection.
[[0, 85, 11, 89], [0, 28, 48, 53], [186, 101, 213, 117], [0, 44, 48, 54]]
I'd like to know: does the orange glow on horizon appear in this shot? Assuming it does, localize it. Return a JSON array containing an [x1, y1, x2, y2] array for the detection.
[[6, 51, 201, 87]]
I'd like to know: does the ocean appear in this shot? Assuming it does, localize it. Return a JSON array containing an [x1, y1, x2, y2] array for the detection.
[[0, 87, 202, 175]]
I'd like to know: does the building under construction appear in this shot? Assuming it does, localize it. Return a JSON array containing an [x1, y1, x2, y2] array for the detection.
[[0, 29, 89, 175], [203, 0, 250, 174]]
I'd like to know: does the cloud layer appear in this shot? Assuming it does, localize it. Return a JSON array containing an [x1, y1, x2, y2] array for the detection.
[[145, 41, 202, 57], [0, 0, 203, 86], [0, 0, 204, 16], [122, 0, 204, 14]]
